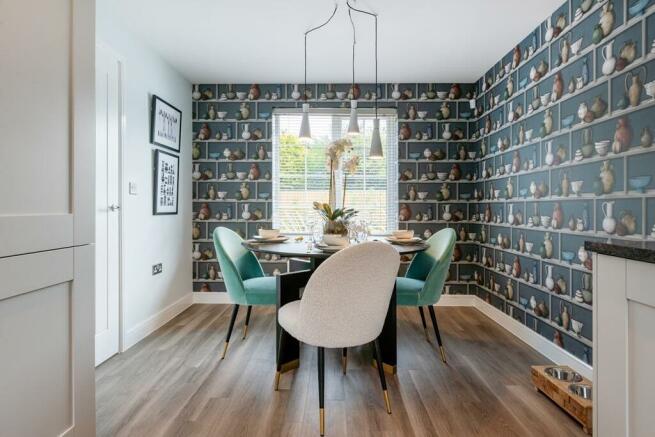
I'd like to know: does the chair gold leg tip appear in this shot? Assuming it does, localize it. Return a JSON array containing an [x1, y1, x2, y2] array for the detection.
[[221, 342, 229, 360], [319, 408, 325, 436], [274, 371, 281, 391], [242, 325, 248, 340], [341, 357, 347, 375], [383, 390, 392, 414], [439, 346, 447, 363]]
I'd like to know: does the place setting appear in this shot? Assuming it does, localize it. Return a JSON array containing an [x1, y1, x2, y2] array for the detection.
[[384, 230, 424, 246], [248, 228, 289, 244]]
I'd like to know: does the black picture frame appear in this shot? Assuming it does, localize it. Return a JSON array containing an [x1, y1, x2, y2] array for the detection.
[[153, 149, 179, 215], [150, 94, 182, 152]]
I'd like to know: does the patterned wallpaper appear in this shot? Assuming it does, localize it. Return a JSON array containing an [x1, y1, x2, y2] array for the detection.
[[191, 0, 655, 365]]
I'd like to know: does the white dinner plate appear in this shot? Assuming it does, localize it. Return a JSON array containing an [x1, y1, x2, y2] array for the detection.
[[385, 236, 423, 245], [315, 242, 347, 253], [251, 236, 289, 243]]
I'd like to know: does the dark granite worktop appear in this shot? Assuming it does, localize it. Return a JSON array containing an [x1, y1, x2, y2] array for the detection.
[[585, 242, 655, 264]]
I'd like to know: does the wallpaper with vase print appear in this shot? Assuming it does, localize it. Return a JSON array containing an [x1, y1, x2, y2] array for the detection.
[[191, 0, 655, 365]]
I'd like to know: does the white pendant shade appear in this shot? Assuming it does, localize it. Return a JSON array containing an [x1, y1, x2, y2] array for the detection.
[[346, 100, 360, 136], [369, 118, 383, 159], [298, 103, 311, 140]]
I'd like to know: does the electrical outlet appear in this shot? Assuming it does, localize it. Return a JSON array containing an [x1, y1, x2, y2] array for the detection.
[[152, 263, 162, 275], [129, 181, 138, 195]]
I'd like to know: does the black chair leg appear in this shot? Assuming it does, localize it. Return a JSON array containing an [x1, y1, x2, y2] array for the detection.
[[274, 328, 284, 391], [242, 305, 252, 339], [318, 347, 325, 436], [221, 304, 240, 359], [427, 305, 447, 363], [418, 306, 429, 342], [341, 348, 347, 374], [373, 339, 392, 414]]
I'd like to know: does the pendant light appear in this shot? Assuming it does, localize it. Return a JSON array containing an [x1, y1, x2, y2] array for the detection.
[[347, 1, 381, 157], [346, 7, 360, 136], [298, 103, 311, 140], [299, 0, 381, 158], [298, 4, 338, 141]]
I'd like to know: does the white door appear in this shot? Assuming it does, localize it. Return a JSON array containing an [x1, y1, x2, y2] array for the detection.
[[95, 44, 123, 366], [0, 0, 95, 435]]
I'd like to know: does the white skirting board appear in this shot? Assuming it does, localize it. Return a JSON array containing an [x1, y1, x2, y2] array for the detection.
[[192, 291, 592, 378], [471, 297, 592, 379], [123, 293, 193, 350]]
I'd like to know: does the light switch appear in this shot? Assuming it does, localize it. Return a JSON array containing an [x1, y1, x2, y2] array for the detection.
[[129, 182, 138, 195]]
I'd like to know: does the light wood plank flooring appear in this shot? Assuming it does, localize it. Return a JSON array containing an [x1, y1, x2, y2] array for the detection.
[[96, 304, 586, 437]]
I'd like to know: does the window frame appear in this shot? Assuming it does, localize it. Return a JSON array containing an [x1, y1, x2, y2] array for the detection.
[[272, 107, 398, 235]]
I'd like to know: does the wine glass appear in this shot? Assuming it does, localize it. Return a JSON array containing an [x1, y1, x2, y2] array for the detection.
[[311, 220, 323, 246], [356, 220, 369, 243]]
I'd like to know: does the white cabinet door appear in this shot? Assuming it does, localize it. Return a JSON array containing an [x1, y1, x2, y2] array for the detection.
[[0, 0, 95, 435]]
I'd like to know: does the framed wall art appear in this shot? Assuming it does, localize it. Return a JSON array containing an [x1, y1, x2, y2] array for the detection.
[[150, 94, 182, 152], [153, 149, 179, 215]]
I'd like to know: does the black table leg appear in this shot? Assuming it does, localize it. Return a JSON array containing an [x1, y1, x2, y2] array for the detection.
[[276, 270, 312, 374], [375, 283, 397, 375]]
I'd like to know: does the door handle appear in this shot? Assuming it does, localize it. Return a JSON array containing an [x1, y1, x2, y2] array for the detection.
[[109, 204, 121, 211]]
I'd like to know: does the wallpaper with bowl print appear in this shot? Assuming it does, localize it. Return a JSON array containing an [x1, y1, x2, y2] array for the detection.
[[191, 0, 655, 365], [191, 81, 479, 292], [471, 0, 655, 364]]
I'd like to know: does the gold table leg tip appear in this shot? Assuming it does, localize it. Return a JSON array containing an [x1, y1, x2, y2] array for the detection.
[[439, 346, 447, 363], [242, 325, 249, 340], [221, 342, 229, 360], [383, 390, 392, 414], [342, 356, 347, 374], [274, 371, 281, 391], [319, 408, 325, 436]]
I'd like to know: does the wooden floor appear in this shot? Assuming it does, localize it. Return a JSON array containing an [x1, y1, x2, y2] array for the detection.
[[96, 304, 586, 437]]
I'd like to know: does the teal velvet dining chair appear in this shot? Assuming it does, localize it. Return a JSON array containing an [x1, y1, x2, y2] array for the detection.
[[213, 227, 276, 359], [396, 228, 456, 363]]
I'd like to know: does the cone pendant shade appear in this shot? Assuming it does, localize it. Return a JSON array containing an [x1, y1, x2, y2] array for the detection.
[[299, 103, 311, 140], [347, 100, 360, 136], [369, 118, 383, 159]]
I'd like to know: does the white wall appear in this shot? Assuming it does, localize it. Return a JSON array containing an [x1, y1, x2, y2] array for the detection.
[[97, 0, 192, 349]]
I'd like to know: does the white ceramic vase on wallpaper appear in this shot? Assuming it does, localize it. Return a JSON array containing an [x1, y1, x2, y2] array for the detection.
[[602, 201, 617, 234], [391, 83, 401, 100], [544, 16, 554, 42], [442, 204, 452, 221], [545, 141, 555, 166], [545, 265, 555, 291], [241, 123, 251, 140], [442, 123, 452, 140], [602, 41, 616, 75], [241, 204, 251, 220], [192, 164, 201, 181], [291, 84, 301, 100], [192, 84, 201, 101]]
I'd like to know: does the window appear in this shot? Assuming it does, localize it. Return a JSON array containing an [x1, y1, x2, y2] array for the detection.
[[272, 109, 398, 234]]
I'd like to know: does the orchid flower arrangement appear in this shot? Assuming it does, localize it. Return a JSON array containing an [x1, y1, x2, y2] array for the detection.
[[324, 138, 360, 209], [312, 202, 358, 235]]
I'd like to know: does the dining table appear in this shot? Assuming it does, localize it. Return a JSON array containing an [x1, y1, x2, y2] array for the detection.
[[242, 238, 428, 376]]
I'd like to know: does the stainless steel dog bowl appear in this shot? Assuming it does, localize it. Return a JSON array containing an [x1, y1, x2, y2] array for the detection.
[[569, 383, 592, 400], [545, 366, 583, 382]]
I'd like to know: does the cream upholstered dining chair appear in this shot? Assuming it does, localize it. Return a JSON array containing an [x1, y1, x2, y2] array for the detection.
[[276, 242, 400, 436]]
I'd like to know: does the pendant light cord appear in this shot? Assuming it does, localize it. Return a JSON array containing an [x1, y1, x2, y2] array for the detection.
[[346, 1, 378, 117], [304, 3, 338, 101], [348, 8, 356, 97]]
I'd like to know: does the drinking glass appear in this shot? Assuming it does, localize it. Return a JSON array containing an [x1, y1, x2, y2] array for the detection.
[[349, 220, 369, 243], [311, 221, 323, 245]]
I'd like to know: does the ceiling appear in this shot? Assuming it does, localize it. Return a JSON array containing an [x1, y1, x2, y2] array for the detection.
[[111, 0, 564, 84]]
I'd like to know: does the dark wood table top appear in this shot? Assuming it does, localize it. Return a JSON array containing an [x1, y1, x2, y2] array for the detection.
[[242, 237, 428, 258]]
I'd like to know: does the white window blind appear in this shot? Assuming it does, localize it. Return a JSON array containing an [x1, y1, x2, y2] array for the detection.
[[272, 108, 398, 234]]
